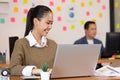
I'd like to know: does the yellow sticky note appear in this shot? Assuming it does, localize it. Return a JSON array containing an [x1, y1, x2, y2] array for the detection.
[[23, 17, 26, 23], [71, 0, 76, 3], [71, 24, 75, 30], [115, 2, 119, 8], [89, 1, 93, 6], [56, 6, 61, 12], [116, 24, 120, 29], [80, 2, 85, 7], [13, 7, 19, 12], [23, 0, 28, 4], [80, 20, 85, 25]]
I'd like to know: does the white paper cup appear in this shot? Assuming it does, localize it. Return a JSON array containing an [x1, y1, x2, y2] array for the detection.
[[40, 72, 50, 80]]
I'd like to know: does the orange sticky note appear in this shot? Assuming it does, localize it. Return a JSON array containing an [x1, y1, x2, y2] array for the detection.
[[80, 2, 85, 7], [98, 12, 103, 17], [56, 6, 61, 12], [13, 7, 19, 12]]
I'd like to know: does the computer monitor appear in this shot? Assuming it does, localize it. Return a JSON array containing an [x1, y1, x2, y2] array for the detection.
[[104, 32, 120, 58]]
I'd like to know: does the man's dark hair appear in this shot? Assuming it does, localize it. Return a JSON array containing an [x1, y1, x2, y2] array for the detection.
[[84, 21, 96, 30]]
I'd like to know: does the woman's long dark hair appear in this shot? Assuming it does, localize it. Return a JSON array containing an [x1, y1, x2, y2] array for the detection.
[[24, 5, 52, 37]]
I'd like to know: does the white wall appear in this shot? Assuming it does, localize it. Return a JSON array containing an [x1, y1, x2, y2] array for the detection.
[[0, 0, 110, 62]]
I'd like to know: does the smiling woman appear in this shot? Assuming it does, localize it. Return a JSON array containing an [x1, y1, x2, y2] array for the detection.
[[10, 5, 57, 76]]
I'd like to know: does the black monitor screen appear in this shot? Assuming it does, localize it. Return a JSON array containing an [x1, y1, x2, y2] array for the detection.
[[103, 32, 120, 58]]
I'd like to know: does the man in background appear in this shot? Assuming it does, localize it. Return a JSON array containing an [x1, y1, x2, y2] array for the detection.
[[74, 21, 105, 69]]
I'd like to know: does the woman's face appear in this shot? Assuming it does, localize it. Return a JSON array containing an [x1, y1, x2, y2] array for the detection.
[[34, 12, 53, 37]]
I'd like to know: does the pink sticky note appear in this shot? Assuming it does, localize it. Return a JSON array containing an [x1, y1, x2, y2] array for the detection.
[[24, 9, 28, 14], [13, 0, 18, 3], [10, 17, 15, 23], [102, 5, 106, 10], [49, 1, 54, 6], [63, 26, 67, 31], [57, 16, 62, 21], [97, 0, 101, 3], [61, 0, 66, 3], [86, 11, 90, 16]]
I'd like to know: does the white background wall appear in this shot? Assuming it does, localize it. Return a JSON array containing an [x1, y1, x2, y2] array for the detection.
[[0, 0, 110, 62]]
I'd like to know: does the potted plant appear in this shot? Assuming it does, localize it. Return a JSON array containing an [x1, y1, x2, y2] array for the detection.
[[40, 63, 50, 80]]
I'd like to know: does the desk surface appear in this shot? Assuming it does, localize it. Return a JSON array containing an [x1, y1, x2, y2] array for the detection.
[[9, 76, 120, 80], [0, 58, 119, 68]]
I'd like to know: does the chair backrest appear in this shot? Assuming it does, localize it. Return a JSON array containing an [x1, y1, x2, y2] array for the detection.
[[9, 36, 18, 58]]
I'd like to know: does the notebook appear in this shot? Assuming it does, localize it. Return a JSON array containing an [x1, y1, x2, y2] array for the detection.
[[51, 44, 101, 78]]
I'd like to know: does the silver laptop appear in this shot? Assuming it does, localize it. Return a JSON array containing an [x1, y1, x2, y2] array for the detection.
[[51, 44, 101, 78]]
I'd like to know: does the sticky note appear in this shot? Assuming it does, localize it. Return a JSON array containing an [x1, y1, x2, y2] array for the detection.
[[69, 12, 74, 18], [23, 0, 28, 4], [13, 0, 18, 3], [97, 0, 101, 3], [13, 7, 19, 12], [23, 17, 26, 23], [49, 1, 54, 6], [24, 9, 28, 14], [62, 26, 67, 31], [116, 24, 120, 29], [115, 2, 119, 8], [98, 12, 103, 17], [10, 17, 15, 23], [102, 5, 106, 10], [0, 18, 5, 24], [89, 1, 93, 6], [57, 16, 62, 21], [86, 11, 90, 16], [71, 0, 76, 3], [56, 6, 61, 12], [80, 2, 85, 7], [92, 19, 96, 22], [71, 24, 75, 30], [80, 20, 85, 25], [61, 0, 66, 3]]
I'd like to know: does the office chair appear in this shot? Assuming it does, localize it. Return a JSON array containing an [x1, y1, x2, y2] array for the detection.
[[9, 36, 18, 58]]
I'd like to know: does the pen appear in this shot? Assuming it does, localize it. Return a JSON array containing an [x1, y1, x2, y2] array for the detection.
[[106, 66, 120, 73]]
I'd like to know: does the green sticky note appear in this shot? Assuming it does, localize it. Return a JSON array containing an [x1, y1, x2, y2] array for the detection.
[[0, 18, 5, 24]]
